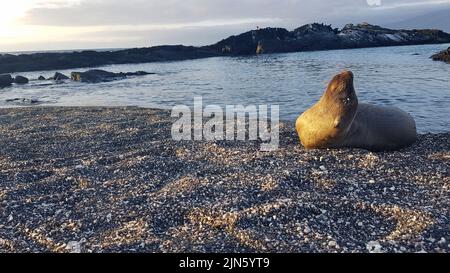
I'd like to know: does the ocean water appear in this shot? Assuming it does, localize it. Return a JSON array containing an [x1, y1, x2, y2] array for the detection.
[[1, 43, 449, 133]]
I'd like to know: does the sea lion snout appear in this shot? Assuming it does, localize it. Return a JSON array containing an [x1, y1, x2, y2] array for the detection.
[[325, 70, 357, 109], [332, 70, 353, 82], [340, 70, 353, 80], [328, 70, 355, 95]]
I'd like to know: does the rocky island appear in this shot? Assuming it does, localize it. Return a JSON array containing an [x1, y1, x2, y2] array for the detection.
[[1, 23, 450, 74]]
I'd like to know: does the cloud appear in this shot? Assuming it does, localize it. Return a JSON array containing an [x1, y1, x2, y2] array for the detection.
[[20, 0, 450, 29], [368, 0, 450, 9], [367, 0, 382, 6], [2, 0, 449, 51], [21, 0, 364, 26]]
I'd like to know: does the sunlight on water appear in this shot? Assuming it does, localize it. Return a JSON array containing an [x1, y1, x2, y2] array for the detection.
[[1, 43, 449, 133]]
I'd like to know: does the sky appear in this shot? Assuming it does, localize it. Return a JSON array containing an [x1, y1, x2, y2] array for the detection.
[[1, 0, 450, 52]]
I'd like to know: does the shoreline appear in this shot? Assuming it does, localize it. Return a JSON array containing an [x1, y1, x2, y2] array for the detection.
[[2, 42, 449, 75], [2, 23, 450, 74], [0, 106, 448, 253]]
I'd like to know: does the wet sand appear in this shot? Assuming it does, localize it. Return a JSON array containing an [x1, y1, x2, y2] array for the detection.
[[0, 107, 448, 253]]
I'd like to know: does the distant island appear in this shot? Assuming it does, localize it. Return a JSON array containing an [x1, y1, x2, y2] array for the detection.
[[1, 22, 450, 74]]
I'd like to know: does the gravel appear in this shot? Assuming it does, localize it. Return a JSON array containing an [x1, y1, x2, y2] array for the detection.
[[0, 106, 448, 253]]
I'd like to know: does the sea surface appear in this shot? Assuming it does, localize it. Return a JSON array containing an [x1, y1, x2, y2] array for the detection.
[[1, 43, 449, 133]]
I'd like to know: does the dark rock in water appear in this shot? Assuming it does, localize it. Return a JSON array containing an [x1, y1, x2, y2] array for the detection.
[[38, 75, 46, 80], [1, 23, 450, 73], [5, 98, 40, 104], [71, 69, 153, 83], [71, 69, 124, 83], [124, 71, 154, 76], [0, 74, 13, 88], [53, 72, 69, 81], [14, 75, 29, 84], [431, 47, 450, 63]]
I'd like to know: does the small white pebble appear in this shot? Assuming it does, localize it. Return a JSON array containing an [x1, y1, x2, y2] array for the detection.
[[366, 241, 383, 253], [328, 241, 337, 248], [66, 241, 82, 253]]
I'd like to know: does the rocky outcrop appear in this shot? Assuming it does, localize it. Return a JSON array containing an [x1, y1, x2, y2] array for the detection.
[[53, 72, 69, 81], [431, 47, 450, 63], [1, 23, 450, 73], [209, 23, 450, 55], [0, 46, 218, 74], [123, 71, 153, 76], [38, 75, 46, 80], [337, 23, 450, 48], [71, 69, 153, 83], [210, 24, 340, 55], [5, 98, 40, 105], [14, 75, 29, 84], [71, 70, 120, 83], [0, 74, 13, 88]]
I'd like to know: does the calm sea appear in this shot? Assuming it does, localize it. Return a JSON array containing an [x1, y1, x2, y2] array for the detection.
[[1, 43, 449, 133]]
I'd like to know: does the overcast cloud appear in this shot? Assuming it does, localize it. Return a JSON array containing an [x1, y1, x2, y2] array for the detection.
[[2, 0, 450, 51]]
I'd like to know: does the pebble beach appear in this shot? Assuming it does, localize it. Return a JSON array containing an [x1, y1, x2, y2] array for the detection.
[[0, 107, 448, 253]]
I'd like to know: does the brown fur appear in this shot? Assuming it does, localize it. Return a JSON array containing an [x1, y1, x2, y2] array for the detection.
[[296, 71, 358, 149], [296, 71, 417, 151]]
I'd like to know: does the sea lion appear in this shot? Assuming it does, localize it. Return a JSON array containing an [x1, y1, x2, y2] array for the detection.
[[296, 71, 417, 151]]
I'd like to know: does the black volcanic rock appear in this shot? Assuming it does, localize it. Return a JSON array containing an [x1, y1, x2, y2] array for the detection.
[[209, 24, 342, 55], [124, 71, 155, 76], [14, 75, 29, 84], [38, 75, 46, 80], [209, 23, 450, 55], [71, 69, 153, 83], [0, 46, 218, 74], [431, 47, 450, 63], [337, 23, 450, 48], [5, 98, 40, 104], [71, 70, 124, 83], [53, 72, 69, 81], [0, 74, 13, 88], [209, 27, 293, 55], [1, 23, 450, 74]]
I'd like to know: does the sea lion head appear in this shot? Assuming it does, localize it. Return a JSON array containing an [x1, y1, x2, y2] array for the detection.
[[296, 70, 359, 149], [321, 70, 358, 133]]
